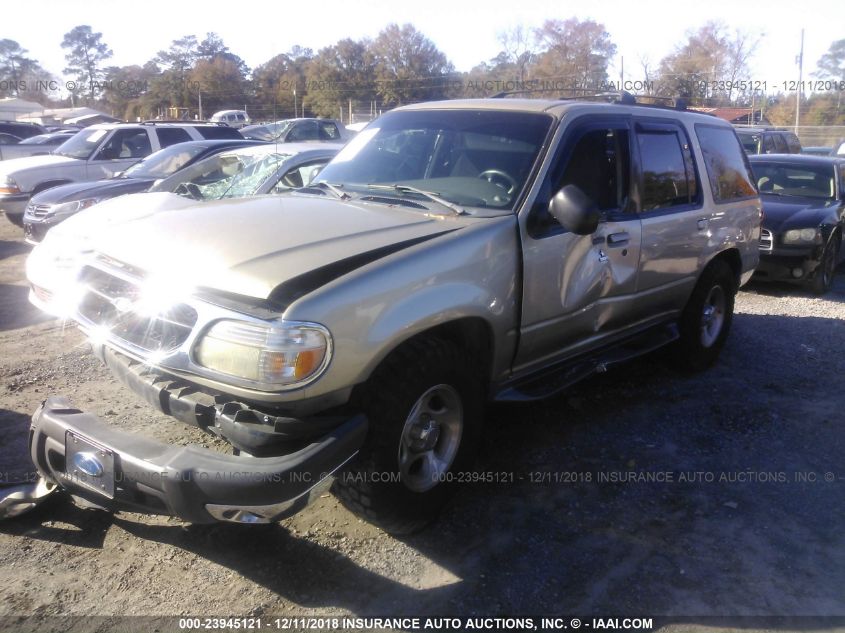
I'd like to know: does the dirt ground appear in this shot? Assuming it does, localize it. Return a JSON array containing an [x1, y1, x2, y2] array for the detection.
[[1, 216, 844, 632]]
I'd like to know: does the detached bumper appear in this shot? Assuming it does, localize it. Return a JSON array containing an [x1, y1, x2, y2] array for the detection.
[[29, 396, 367, 524]]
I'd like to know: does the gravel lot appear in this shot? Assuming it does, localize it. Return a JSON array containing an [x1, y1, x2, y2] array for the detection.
[[1, 216, 844, 631]]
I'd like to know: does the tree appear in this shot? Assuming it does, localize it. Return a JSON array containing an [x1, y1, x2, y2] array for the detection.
[[656, 22, 760, 102], [61, 25, 113, 103], [492, 25, 536, 84], [0, 40, 39, 94], [148, 36, 200, 113], [304, 38, 375, 118], [197, 32, 249, 76], [370, 24, 454, 106], [190, 57, 249, 114], [532, 18, 617, 94], [815, 39, 845, 82], [101, 64, 156, 120], [251, 47, 313, 119]]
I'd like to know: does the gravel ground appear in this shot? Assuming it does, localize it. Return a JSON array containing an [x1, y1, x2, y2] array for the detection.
[[1, 216, 844, 632]]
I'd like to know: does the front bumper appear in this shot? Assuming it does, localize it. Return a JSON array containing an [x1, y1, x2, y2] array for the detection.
[[29, 396, 367, 523], [754, 247, 822, 283], [23, 217, 56, 244], [0, 195, 30, 221]]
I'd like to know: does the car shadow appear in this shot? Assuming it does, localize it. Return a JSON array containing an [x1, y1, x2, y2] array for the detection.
[[744, 266, 845, 303], [0, 238, 30, 261], [2, 313, 845, 621], [0, 284, 55, 331]]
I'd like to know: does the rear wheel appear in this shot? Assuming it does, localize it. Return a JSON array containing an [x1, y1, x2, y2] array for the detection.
[[675, 259, 736, 372], [334, 337, 483, 534], [808, 235, 839, 296]]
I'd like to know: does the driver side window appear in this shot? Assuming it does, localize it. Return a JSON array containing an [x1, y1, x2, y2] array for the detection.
[[529, 125, 631, 237]]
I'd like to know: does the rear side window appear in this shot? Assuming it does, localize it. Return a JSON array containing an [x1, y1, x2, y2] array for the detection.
[[156, 127, 192, 148], [318, 122, 341, 141], [195, 126, 243, 140], [772, 134, 788, 153], [695, 125, 757, 203], [785, 133, 802, 153], [635, 123, 698, 210]]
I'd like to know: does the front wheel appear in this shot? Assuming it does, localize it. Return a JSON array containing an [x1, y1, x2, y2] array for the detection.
[[808, 236, 839, 296], [334, 337, 483, 534], [675, 259, 736, 372]]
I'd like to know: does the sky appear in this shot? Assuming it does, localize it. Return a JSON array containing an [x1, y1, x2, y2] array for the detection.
[[4, 0, 844, 96]]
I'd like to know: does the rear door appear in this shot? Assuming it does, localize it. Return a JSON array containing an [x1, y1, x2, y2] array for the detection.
[[630, 119, 706, 318], [515, 116, 642, 373]]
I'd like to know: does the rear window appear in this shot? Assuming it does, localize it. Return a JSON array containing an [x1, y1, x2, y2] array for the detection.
[[695, 125, 757, 203], [195, 126, 243, 140], [785, 133, 802, 153], [156, 127, 192, 148]]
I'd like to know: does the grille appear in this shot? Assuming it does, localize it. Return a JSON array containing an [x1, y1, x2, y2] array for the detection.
[[77, 265, 197, 354], [28, 203, 52, 218], [760, 229, 773, 251]]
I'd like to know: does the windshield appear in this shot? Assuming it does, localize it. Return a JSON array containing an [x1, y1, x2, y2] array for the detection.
[[54, 128, 109, 159], [151, 147, 291, 199], [751, 162, 836, 199], [315, 109, 552, 212], [122, 143, 208, 179]]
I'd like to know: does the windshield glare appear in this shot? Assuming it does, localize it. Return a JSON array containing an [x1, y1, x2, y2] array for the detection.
[[123, 144, 207, 179], [315, 110, 553, 211], [54, 128, 108, 159], [751, 163, 835, 199], [152, 149, 291, 199]]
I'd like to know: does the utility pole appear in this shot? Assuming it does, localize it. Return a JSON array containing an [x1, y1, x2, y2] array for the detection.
[[198, 88, 203, 120], [794, 28, 804, 133]]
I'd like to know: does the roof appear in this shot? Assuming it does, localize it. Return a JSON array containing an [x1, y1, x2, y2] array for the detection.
[[691, 107, 768, 124], [748, 153, 845, 166], [395, 98, 732, 126]]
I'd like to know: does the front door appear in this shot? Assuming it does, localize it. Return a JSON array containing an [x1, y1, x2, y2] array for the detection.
[[515, 117, 642, 374]]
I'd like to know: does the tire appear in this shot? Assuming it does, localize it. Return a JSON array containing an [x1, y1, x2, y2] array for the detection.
[[675, 259, 736, 372], [4, 212, 24, 228], [808, 235, 839, 296], [334, 337, 483, 534]]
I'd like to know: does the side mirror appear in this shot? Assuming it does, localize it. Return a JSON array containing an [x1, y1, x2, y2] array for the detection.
[[548, 184, 600, 235]]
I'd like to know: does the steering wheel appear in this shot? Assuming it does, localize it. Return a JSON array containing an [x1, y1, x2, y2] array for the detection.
[[478, 169, 517, 195], [174, 182, 203, 200]]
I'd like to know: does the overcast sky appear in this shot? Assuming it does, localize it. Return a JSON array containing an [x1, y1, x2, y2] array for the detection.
[[7, 0, 844, 91]]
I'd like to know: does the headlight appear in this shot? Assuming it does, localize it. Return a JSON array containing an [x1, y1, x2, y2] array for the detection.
[[194, 320, 331, 388], [783, 228, 820, 244], [25, 238, 92, 317], [0, 176, 21, 195], [47, 198, 102, 219]]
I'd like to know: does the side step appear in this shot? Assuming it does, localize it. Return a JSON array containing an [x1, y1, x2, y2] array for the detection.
[[495, 323, 679, 403]]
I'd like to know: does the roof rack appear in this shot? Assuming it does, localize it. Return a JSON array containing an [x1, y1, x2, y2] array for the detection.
[[490, 89, 689, 111], [140, 120, 226, 126]]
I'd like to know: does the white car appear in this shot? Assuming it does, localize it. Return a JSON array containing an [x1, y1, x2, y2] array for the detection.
[[0, 122, 243, 226]]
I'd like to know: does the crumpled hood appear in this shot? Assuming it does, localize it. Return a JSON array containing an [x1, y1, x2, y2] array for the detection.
[[31, 177, 154, 205], [79, 193, 463, 300], [760, 195, 838, 233]]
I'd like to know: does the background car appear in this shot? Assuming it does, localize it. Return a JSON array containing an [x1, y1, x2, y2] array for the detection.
[[0, 122, 244, 227], [801, 146, 833, 157], [0, 131, 77, 161], [149, 142, 341, 199], [736, 126, 802, 155], [0, 121, 47, 141], [241, 118, 350, 143], [23, 138, 265, 243], [210, 110, 251, 128], [749, 154, 845, 294]]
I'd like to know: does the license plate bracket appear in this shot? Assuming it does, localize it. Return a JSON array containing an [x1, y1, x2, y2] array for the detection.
[[64, 432, 115, 498]]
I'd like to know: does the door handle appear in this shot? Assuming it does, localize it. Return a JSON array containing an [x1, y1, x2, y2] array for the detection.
[[697, 218, 710, 231], [607, 232, 629, 246]]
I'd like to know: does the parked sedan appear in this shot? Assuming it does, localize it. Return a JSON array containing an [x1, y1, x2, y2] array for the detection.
[[23, 139, 264, 243], [149, 142, 340, 199], [0, 131, 78, 161], [749, 154, 845, 294]]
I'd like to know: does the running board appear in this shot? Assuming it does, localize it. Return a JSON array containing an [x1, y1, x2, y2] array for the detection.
[[495, 323, 679, 403]]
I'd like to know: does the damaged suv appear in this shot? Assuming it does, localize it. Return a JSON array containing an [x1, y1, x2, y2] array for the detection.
[[20, 97, 760, 532]]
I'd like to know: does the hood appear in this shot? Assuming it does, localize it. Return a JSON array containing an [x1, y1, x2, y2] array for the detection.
[[760, 195, 839, 233], [30, 177, 154, 205], [78, 193, 467, 300], [0, 153, 79, 179]]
